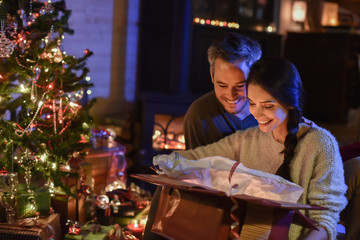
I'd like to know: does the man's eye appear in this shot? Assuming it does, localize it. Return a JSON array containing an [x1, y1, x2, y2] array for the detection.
[[218, 85, 227, 88]]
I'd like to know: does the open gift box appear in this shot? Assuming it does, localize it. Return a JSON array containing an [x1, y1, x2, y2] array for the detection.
[[131, 174, 326, 240]]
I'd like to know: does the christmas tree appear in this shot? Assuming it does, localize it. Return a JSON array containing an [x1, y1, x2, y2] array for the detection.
[[0, 0, 94, 197]]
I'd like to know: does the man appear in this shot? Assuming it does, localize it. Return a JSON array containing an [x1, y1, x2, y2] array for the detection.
[[184, 33, 262, 149], [143, 33, 262, 240]]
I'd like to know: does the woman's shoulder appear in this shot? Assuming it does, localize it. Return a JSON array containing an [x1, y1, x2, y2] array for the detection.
[[301, 121, 338, 148]]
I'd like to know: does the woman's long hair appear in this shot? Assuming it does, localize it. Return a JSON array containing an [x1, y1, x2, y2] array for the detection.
[[246, 57, 305, 180]]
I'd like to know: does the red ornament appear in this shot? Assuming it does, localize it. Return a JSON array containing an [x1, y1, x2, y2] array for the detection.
[[0, 167, 8, 175], [84, 49, 90, 55], [68, 223, 81, 235]]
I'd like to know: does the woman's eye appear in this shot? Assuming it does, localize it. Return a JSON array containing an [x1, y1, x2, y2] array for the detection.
[[264, 105, 274, 109], [237, 84, 245, 88]]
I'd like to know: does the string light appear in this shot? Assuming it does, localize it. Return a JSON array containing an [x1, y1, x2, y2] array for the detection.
[[51, 163, 56, 170], [20, 84, 26, 92], [15, 92, 48, 137], [40, 154, 47, 163], [193, 17, 239, 29]]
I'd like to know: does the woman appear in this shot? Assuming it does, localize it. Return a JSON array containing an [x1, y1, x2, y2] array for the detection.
[[166, 57, 347, 239]]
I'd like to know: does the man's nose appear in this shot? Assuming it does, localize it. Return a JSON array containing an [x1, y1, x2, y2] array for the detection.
[[230, 87, 238, 98]]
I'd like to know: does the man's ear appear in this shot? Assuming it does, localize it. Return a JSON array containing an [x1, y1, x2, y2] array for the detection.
[[210, 67, 214, 84]]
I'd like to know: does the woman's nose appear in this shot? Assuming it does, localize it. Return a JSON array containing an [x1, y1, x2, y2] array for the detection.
[[252, 106, 263, 118]]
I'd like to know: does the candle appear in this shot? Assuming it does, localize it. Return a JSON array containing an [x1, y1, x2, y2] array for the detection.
[[127, 220, 144, 240]]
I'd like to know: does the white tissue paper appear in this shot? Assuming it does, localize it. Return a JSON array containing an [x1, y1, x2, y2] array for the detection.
[[153, 153, 304, 203]]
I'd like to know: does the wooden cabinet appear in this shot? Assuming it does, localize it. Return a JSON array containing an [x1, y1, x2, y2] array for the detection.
[[284, 32, 360, 123]]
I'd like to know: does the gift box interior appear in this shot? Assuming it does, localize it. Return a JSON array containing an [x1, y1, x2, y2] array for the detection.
[[131, 174, 326, 240]]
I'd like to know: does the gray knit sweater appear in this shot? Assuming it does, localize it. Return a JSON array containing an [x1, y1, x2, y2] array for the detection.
[[177, 125, 347, 240]]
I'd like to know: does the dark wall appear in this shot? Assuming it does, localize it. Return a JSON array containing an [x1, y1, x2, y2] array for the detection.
[[137, 0, 282, 95], [285, 32, 360, 123]]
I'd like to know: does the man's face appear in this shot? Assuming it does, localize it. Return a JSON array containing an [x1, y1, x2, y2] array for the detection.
[[211, 58, 250, 115]]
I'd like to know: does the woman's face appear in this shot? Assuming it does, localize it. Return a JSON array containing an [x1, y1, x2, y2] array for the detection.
[[247, 84, 289, 141]]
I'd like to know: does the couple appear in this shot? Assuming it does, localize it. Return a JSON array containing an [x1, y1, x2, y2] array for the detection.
[[145, 34, 351, 240]]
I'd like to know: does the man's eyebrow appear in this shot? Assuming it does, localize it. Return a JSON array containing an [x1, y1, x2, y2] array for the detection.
[[215, 80, 226, 84], [215, 80, 246, 84]]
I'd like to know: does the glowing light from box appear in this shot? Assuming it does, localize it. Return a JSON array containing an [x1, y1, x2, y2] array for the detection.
[[292, 1, 307, 22], [321, 2, 339, 26], [193, 17, 239, 29]]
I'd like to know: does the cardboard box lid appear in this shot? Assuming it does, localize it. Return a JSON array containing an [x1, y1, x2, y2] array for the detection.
[[130, 174, 326, 211], [132, 174, 325, 234]]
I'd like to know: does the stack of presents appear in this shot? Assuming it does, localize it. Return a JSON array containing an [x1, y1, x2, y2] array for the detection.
[[0, 137, 151, 240]]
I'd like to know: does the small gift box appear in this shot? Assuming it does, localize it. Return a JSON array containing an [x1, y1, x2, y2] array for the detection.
[[16, 185, 50, 218], [91, 129, 110, 149], [64, 222, 113, 240]]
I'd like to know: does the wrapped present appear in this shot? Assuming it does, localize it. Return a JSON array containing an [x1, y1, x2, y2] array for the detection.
[[64, 222, 113, 240], [85, 142, 127, 195], [91, 129, 110, 149], [51, 191, 88, 228], [94, 187, 150, 226], [0, 213, 61, 240], [16, 185, 50, 218]]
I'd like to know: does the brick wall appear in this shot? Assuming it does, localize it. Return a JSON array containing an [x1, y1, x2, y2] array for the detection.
[[62, 0, 139, 119]]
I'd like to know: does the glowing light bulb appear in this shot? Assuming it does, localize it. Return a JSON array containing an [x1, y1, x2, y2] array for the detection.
[[82, 122, 89, 129], [85, 76, 91, 81], [20, 84, 26, 92], [86, 89, 92, 95]]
